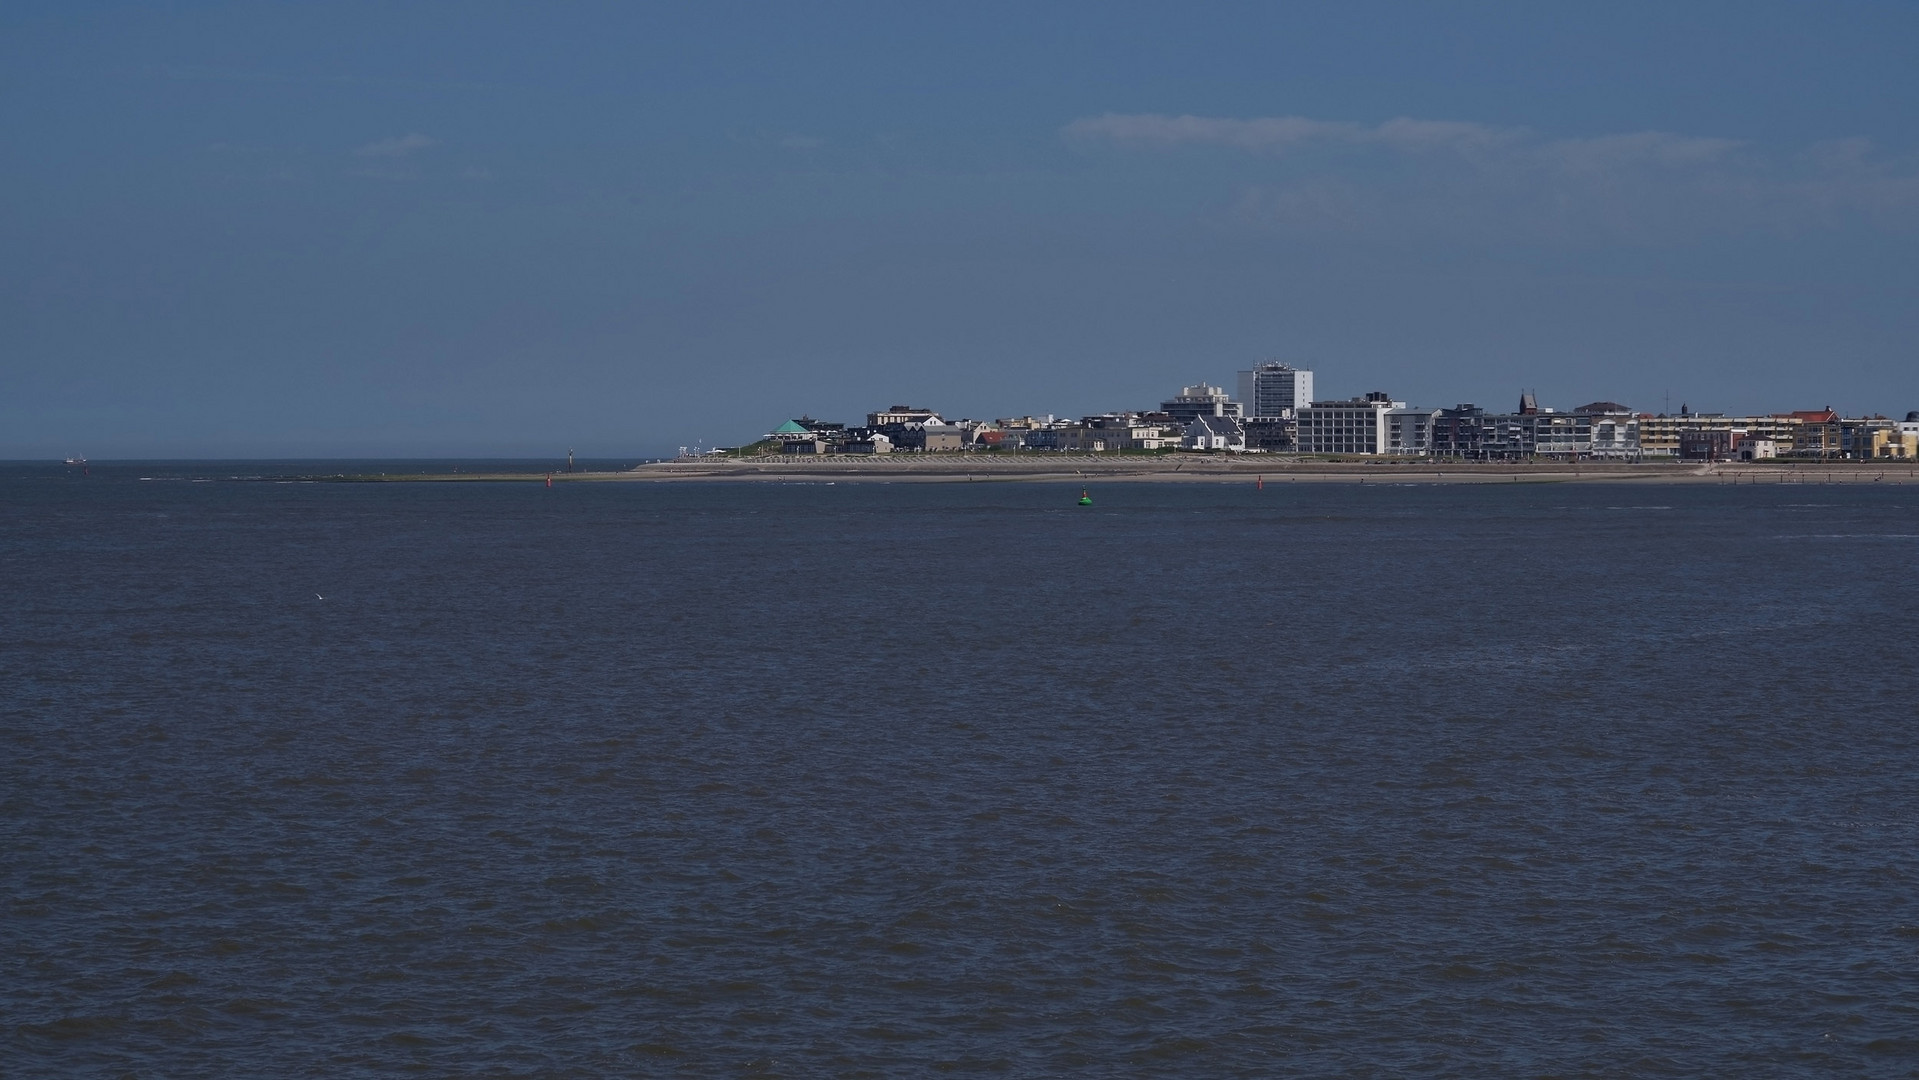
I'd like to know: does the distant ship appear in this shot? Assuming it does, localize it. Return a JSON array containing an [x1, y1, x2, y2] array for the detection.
[[64, 457, 86, 466]]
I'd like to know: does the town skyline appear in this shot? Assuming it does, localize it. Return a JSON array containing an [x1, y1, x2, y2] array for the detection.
[[750, 362, 1919, 462]]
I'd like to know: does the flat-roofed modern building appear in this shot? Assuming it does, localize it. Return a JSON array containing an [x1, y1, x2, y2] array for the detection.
[[867, 405, 942, 427], [1160, 382, 1243, 424], [1236, 363, 1314, 420], [1637, 411, 1791, 458], [1430, 404, 1490, 458], [1386, 407, 1438, 455], [1526, 413, 1591, 458], [1242, 417, 1297, 452], [1581, 405, 1641, 459], [1297, 393, 1401, 455], [1431, 399, 1641, 459], [1864, 427, 1917, 459]]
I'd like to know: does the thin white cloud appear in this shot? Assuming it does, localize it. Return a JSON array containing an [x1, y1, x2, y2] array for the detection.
[[352, 133, 438, 158], [1065, 112, 1919, 242], [1064, 112, 1359, 151], [1064, 112, 1735, 167], [1370, 117, 1516, 154], [1540, 131, 1743, 172]]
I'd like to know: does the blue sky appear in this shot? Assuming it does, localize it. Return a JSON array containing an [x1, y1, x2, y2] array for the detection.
[[5, 1, 1917, 456]]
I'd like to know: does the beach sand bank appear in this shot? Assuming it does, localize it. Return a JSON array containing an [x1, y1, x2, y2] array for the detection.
[[366, 457, 1919, 485]]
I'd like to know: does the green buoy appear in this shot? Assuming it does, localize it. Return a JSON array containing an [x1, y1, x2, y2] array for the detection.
[[1077, 489, 1092, 506]]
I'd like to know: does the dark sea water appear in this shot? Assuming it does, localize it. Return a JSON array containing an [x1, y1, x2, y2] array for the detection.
[[5, 464, 1919, 1077]]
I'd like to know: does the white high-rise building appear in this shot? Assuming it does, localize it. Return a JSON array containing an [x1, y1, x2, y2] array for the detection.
[[1236, 363, 1314, 419]]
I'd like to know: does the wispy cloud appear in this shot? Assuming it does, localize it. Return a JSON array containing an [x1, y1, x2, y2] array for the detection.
[[1065, 112, 1740, 168], [1064, 112, 1919, 243], [1539, 130, 1744, 172], [1064, 112, 1527, 156], [353, 133, 438, 158], [1067, 112, 1355, 151]]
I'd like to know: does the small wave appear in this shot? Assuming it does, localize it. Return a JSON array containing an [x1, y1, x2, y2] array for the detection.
[[18, 1015, 126, 1040]]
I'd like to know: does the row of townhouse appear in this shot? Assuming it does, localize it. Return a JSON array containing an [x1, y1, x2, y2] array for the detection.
[[1175, 374, 1646, 458], [768, 408, 1034, 454], [765, 408, 1186, 454], [1424, 398, 1643, 460], [1255, 393, 1640, 458], [1307, 397, 1918, 461], [1636, 409, 1919, 460], [756, 366, 1919, 459], [764, 403, 1919, 459]]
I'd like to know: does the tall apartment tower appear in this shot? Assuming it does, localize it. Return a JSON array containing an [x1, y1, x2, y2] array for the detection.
[[1237, 363, 1314, 419]]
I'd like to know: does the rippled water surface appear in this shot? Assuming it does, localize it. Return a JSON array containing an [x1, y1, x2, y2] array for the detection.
[[5, 466, 1919, 1076]]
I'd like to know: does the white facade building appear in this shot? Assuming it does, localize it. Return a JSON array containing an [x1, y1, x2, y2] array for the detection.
[[1236, 363, 1314, 419], [1588, 413, 1641, 459], [1161, 383, 1244, 424], [1297, 394, 1403, 455]]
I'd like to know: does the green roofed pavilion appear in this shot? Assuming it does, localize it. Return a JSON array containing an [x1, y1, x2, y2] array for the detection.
[[770, 419, 811, 435]]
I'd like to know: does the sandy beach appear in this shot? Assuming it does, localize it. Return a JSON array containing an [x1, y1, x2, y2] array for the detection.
[[367, 456, 1919, 485]]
